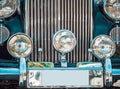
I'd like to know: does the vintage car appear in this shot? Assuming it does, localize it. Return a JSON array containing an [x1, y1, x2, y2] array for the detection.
[[0, 0, 120, 88]]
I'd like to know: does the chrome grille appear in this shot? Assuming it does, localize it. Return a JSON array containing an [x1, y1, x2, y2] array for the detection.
[[25, 0, 93, 63]]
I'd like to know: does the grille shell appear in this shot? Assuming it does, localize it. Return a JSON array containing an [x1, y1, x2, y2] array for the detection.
[[25, 0, 93, 63]]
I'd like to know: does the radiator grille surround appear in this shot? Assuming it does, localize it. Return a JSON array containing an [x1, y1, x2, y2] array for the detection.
[[25, 0, 93, 63]]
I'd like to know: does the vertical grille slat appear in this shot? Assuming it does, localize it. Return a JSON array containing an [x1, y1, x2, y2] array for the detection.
[[30, 0, 34, 61], [37, 0, 40, 61], [26, 0, 93, 63], [76, 0, 79, 62], [41, 0, 44, 62], [47, 0, 51, 62], [50, 0, 54, 62], [79, 0, 82, 62], [34, 0, 38, 61], [81, 0, 84, 61]]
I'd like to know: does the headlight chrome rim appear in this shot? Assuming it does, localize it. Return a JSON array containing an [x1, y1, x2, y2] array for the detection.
[[7, 33, 33, 58], [53, 30, 76, 53], [0, 25, 10, 44], [109, 26, 120, 42], [103, 0, 120, 20], [0, 0, 18, 19], [91, 35, 116, 59]]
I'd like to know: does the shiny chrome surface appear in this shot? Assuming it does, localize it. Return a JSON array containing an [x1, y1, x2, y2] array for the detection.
[[25, 0, 93, 63], [91, 35, 116, 59], [27, 65, 103, 88], [0, 0, 18, 18], [77, 62, 102, 68], [0, 25, 10, 44], [7, 33, 33, 58], [53, 30, 76, 53], [28, 62, 54, 68], [103, 0, 120, 20], [109, 26, 120, 44], [59, 54, 67, 67], [104, 58, 112, 87], [19, 58, 26, 86]]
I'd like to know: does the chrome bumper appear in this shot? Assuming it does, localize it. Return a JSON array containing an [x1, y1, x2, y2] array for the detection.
[[0, 58, 120, 88], [27, 62, 103, 88]]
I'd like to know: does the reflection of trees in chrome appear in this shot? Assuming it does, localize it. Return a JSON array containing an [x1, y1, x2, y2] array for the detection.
[[28, 62, 54, 68], [106, 0, 116, 4]]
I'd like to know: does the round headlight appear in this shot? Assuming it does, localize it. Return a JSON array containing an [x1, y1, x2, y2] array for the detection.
[[53, 30, 76, 53], [0, 25, 10, 44], [109, 26, 120, 42], [91, 35, 116, 59], [7, 33, 33, 58], [0, 0, 18, 18], [103, 0, 120, 20]]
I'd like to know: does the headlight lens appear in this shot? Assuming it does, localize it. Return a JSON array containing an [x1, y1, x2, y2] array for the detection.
[[0, 25, 10, 44], [91, 35, 116, 59], [109, 26, 120, 42], [53, 30, 76, 53], [103, 0, 120, 20], [0, 0, 18, 18], [7, 33, 33, 58]]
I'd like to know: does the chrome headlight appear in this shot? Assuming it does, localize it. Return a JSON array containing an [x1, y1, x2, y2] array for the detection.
[[0, 25, 10, 44], [103, 0, 120, 20], [53, 30, 76, 53], [91, 35, 116, 59], [109, 26, 120, 42], [0, 0, 18, 18], [7, 33, 33, 58]]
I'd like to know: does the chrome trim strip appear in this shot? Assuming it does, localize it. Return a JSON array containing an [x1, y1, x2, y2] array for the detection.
[[25, 0, 29, 34], [19, 57, 26, 86], [28, 67, 103, 70], [88, 0, 93, 61], [104, 58, 112, 87]]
